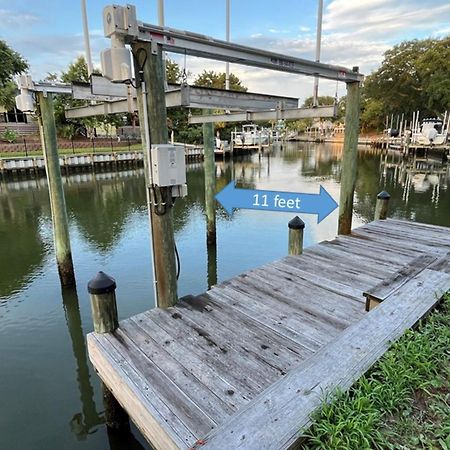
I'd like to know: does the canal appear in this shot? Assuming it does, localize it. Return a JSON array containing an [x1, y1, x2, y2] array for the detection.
[[0, 142, 448, 450]]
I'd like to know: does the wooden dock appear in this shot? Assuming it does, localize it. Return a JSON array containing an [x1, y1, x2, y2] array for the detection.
[[87, 219, 450, 450]]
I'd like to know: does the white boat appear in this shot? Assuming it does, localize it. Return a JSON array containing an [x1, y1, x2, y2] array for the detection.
[[214, 137, 230, 156], [412, 118, 448, 146], [233, 124, 269, 146]]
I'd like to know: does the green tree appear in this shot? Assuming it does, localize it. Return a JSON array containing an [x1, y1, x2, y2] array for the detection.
[[360, 98, 384, 131], [363, 37, 450, 119], [416, 36, 450, 114], [0, 41, 28, 110], [194, 70, 247, 92], [166, 58, 183, 84], [302, 95, 336, 108]]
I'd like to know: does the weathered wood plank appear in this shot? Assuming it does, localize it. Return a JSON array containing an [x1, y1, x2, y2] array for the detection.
[[224, 273, 353, 334], [117, 320, 237, 421], [87, 333, 195, 450], [177, 295, 309, 374], [139, 310, 260, 398], [333, 234, 419, 264], [126, 313, 249, 410], [323, 238, 410, 268], [206, 287, 321, 353], [143, 308, 279, 391], [427, 252, 450, 274], [367, 220, 450, 247], [195, 269, 450, 450], [305, 244, 396, 278], [250, 265, 365, 318], [271, 259, 364, 301], [104, 330, 217, 438], [382, 219, 450, 239], [353, 227, 449, 255], [363, 254, 437, 306], [283, 254, 381, 290], [210, 283, 335, 351]]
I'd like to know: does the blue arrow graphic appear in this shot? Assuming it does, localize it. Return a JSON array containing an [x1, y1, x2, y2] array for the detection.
[[215, 181, 338, 223]]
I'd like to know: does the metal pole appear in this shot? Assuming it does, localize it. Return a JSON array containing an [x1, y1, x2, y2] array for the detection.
[[157, 0, 168, 90], [225, 0, 230, 90], [80, 0, 94, 77], [313, 0, 323, 107], [158, 0, 165, 26]]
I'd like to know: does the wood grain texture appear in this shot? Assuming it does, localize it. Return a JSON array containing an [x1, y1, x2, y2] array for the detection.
[[87, 219, 450, 450], [363, 254, 437, 302], [196, 269, 450, 450]]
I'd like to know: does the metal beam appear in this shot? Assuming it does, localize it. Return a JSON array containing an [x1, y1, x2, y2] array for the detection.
[[188, 105, 336, 124], [109, 5, 363, 83], [66, 84, 299, 118], [139, 24, 362, 82]]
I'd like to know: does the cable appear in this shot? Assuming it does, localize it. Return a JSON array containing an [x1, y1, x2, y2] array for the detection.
[[174, 241, 181, 280]]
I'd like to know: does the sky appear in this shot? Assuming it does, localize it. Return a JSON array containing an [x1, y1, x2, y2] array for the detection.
[[1, 0, 449, 103]]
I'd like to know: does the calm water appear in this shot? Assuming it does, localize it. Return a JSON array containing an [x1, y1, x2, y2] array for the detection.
[[0, 143, 448, 450]]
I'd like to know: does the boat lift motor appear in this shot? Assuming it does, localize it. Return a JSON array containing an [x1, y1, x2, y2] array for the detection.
[[101, 5, 138, 83], [15, 75, 35, 113]]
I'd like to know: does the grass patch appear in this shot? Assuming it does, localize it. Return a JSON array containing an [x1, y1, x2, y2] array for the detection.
[[301, 292, 450, 450], [0, 144, 143, 158]]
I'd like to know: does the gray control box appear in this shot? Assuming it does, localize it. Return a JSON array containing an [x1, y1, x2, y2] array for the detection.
[[150, 145, 186, 187]]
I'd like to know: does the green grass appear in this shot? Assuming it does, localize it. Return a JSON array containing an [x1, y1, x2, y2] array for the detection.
[[0, 144, 143, 158], [301, 292, 450, 450]]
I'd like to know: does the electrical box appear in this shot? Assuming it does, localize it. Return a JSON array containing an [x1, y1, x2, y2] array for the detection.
[[151, 145, 186, 187]]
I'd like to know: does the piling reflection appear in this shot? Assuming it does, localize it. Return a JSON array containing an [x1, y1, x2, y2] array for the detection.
[[62, 287, 148, 449], [207, 242, 218, 289], [62, 287, 103, 439]]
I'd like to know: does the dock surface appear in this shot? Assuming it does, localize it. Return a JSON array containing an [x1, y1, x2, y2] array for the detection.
[[87, 219, 450, 450]]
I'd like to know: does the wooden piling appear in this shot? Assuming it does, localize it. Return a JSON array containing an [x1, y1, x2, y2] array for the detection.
[[288, 216, 305, 255], [37, 92, 75, 287], [132, 42, 178, 308], [88, 271, 130, 431], [338, 71, 361, 235], [374, 191, 391, 221], [203, 110, 216, 246]]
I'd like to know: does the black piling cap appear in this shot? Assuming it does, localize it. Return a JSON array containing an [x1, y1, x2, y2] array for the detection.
[[288, 216, 305, 230], [377, 191, 391, 200], [88, 271, 116, 295]]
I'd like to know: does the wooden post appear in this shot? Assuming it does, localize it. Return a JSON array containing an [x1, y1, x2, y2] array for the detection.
[[338, 70, 361, 235], [88, 272, 130, 431], [374, 191, 391, 221], [203, 110, 216, 246], [288, 216, 305, 255], [404, 130, 411, 156], [37, 92, 75, 287], [132, 42, 178, 308]]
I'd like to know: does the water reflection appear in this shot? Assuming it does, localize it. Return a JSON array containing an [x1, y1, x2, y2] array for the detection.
[[0, 143, 448, 450], [207, 242, 217, 289], [62, 287, 103, 439]]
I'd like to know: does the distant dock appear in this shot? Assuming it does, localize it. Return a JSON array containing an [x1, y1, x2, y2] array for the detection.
[[0, 146, 203, 178]]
